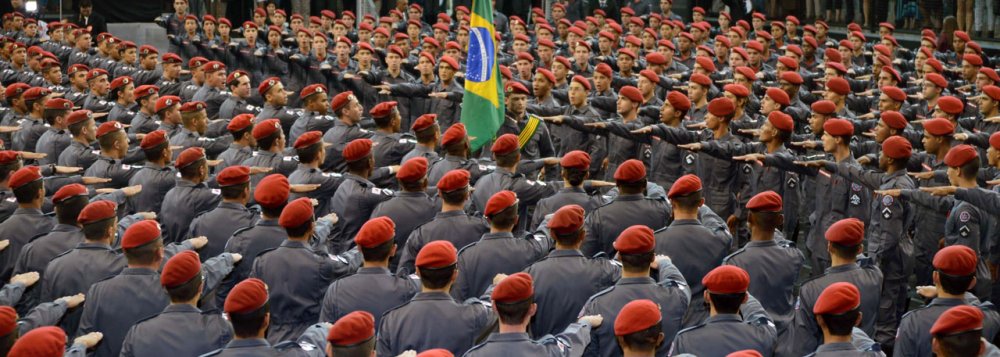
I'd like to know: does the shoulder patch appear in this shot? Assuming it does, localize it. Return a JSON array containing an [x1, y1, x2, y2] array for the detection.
[[959, 211, 972, 222], [211, 188, 221, 195]]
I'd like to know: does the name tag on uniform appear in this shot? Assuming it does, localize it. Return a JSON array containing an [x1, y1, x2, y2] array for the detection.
[[91, 150, 100, 155], [5, 197, 14, 203], [211, 189, 221, 195], [121, 164, 132, 170], [282, 156, 293, 161]]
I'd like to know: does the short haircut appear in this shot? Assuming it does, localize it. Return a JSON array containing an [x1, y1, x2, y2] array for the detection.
[[373, 111, 397, 128], [296, 143, 322, 164], [414, 126, 437, 144], [56, 195, 89, 225], [256, 131, 281, 151], [620, 251, 654, 273], [959, 159, 980, 179], [670, 191, 702, 210], [619, 322, 663, 352], [748, 211, 782, 231], [0, 163, 17, 183], [360, 240, 394, 262], [221, 182, 248, 200], [562, 166, 587, 186], [487, 204, 518, 229], [494, 151, 519, 167], [123, 238, 163, 266], [181, 110, 204, 126], [178, 159, 205, 179], [400, 178, 425, 192], [285, 219, 313, 238], [820, 308, 860, 336], [12, 180, 42, 203], [98, 130, 123, 151], [229, 303, 270, 338], [708, 292, 746, 314], [42, 108, 70, 125], [496, 298, 533, 325], [261, 203, 285, 219], [418, 264, 456, 289], [553, 229, 584, 247], [939, 271, 976, 295], [143, 143, 169, 162], [166, 273, 202, 302], [443, 140, 467, 155], [68, 118, 91, 136], [935, 330, 982, 357], [82, 218, 115, 240], [230, 127, 252, 142], [328, 340, 376, 357], [440, 187, 468, 205], [830, 242, 862, 260], [617, 179, 647, 195], [346, 156, 373, 173]]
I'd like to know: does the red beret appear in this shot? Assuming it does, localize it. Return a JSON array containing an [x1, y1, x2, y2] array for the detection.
[[954, 30, 971, 42], [294, 131, 323, 149], [619, 86, 643, 103], [727, 350, 764, 357], [179, 101, 207, 114], [931, 305, 984, 336], [746, 40, 764, 54], [252, 118, 282, 140], [95, 121, 123, 138], [439, 55, 459, 70], [695, 56, 716, 72], [77, 200, 116, 225], [438, 169, 470, 192], [991, 132, 1000, 151], [355, 216, 395, 248], [122, 220, 161, 249], [369, 101, 398, 119], [8, 166, 41, 190], [645, 53, 667, 66], [343, 138, 374, 162], [492, 272, 533, 303], [217, 166, 251, 187], [668, 174, 702, 198], [766, 87, 791, 107], [441, 123, 467, 147], [708, 97, 736, 117], [412, 114, 438, 132], [614, 159, 646, 183], [810, 100, 836, 115], [224, 278, 269, 314], [667, 91, 692, 112], [162, 53, 182, 64], [923, 118, 955, 136], [536, 68, 556, 85], [0, 151, 19, 165], [981, 68, 1000, 83], [52, 183, 88, 205], [506, 81, 531, 95], [3, 83, 29, 99], [703, 265, 751, 294], [937, 96, 964, 115], [110, 76, 133, 92], [140, 129, 168, 149], [330, 91, 355, 112], [813, 282, 861, 315], [768, 111, 794, 132], [826, 77, 850, 96], [614, 299, 661, 336], [746, 191, 782, 212], [934, 245, 978, 276], [690, 73, 712, 87], [823, 118, 854, 136], [397, 157, 429, 182], [548, 204, 585, 235], [595, 63, 613, 78], [257, 77, 282, 97], [879, 86, 905, 103], [227, 114, 254, 132], [161, 251, 201, 288], [255, 174, 290, 208], [0, 306, 15, 336], [485, 190, 518, 216], [944, 144, 978, 167], [560, 150, 591, 170], [825, 218, 865, 246], [175, 147, 206, 169], [874, 110, 905, 131], [780, 71, 803, 86], [572, 75, 592, 91], [41, 98, 73, 112], [328, 311, 376, 346], [279, 197, 314, 229], [86, 68, 109, 81], [7, 326, 66, 357], [491, 134, 519, 155], [299, 83, 327, 100], [925, 73, 948, 88], [67, 63, 90, 76], [613, 225, 655, 254], [416, 240, 458, 268], [881, 135, 912, 160], [134, 85, 159, 100], [732, 48, 750, 62], [983, 85, 1000, 102], [21, 86, 51, 102], [155, 95, 181, 113], [826, 60, 847, 76], [202, 61, 225, 73]]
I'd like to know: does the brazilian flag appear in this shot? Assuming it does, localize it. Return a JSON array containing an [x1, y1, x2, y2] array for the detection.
[[460, 0, 505, 151]]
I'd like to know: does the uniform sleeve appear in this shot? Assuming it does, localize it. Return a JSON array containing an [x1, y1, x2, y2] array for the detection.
[[540, 322, 593, 357], [511, 178, 557, 206], [16, 300, 68, 335], [899, 189, 955, 213], [580, 211, 603, 258], [319, 283, 339, 324], [656, 257, 692, 305], [604, 121, 652, 144], [376, 315, 395, 357], [120, 325, 138, 357], [0, 282, 26, 310], [740, 294, 777, 340], [296, 323, 332, 356], [649, 124, 700, 145], [835, 162, 885, 191], [892, 316, 919, 357], [395, 229, 422, 276], [201, 253, 238, 294], [956, 188, 1000, 216], [320, 248, 363, 282], [779, 296, 821, 357], [64, 343, 89, 357], [762, 151, 819, 176]]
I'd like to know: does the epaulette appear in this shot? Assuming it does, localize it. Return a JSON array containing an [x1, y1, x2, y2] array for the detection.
[[777, 239, 796, 248], [255, 246, 280, 259], [722, 247, 748, 263], [200, 348, 223, 356], [274, 340, 321, 352], [26, 231, 48, 243], [132, 311, 163, 326], [456, 241, 480, 255], [675, 322, 708, 335], [230, 225, 256, 238]]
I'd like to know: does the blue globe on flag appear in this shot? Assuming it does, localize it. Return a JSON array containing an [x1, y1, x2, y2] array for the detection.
[[466, 27, 494, 83]]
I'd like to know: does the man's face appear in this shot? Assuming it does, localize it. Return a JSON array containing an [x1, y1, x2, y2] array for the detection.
[[244, 28, 257, 43], [142, 93, 159, 112], [140, 54, 158, 70], [417, 56, 433, 75], [598, 37, 612, 53], [70, 70, 88, 88], [357, 49, 373, 66], [760, 95, 780, 114], [92, 76, 110, 96], [922, 82, 941, 101], [312, 36, 327, 54], [618, 55, 634, 72], [44, 67, 62, 83], [512, 40, 529, 53], [11, 48, 25, 64], [233, 76, 251, 98], [747, 49, 762, 65], [537, 46, 553, 62], [976, 73, 994, 91], [552, 7, 565, 19], [532, 73, 552, 96], [678, 37, 692, 52], [218, 24, 231, 37], [184, 19, 198, 33], [638, 77, 654, 97], [821, 132, 837, 152], [660, 0, 671, 12], [729, 51, 745, 67], [120, 83, 135, 103], [922, 131, 939, 154], [122, 48, 137, 64], [980, 97, 997, 115], [758, 121, 776, 142], [877, 71, 896, 88], [439, 64, 455, 81], [688, 83, 706, 102], [267, 82, 288, 106], [83, 119, 97, 141], [386, 53, 401, 71], [593, 72, 610, 91], [947, 166, 960, 185], [962, 60, 978, 80], [208, 70, 226, 87], [568, 81, 587, 107], [343, 98, 363, 122], [553, 62, 569, 81], [194, 112, 209, 134], [874, 120, 893, 142], [617, 96, 635, 115], [174, 0, 188, 14], [374, 33, 389, 48], [728, 31, 741, 47], [878, 93, 899, 112], [573, 46, 590, 67], [268, 31, 281, 45], [809, 113, 825, 134], [989, 147, 1000, 167], [507, 93, 527, 113]]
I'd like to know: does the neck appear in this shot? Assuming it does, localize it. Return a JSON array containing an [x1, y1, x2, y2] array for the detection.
[[622, 111, 638, 121], [267, 145, 284, 154], [957, 177, 978, 188], [935, 143, 951, 159], [304, 160, 321, 169], [102, 149, 124, 159], [822, 331, 853, 344], [765, 139, 783, 153], [421, 284, 452, 293], [749, 227, 775, 241], [17, 201, 41, 209], [623, 350, 657, 357], [833, 145, 851, 161], [830, 254, 855, 267], [621, 268, 650, 279], [349, 169, 370, 179], [362, 260, 389, 269], [127, 262, 160, 270], [498, 323, 528, 334], [673, 208, 699, 221], [489, 226, 513, 234], [713, 123, 729, 139]]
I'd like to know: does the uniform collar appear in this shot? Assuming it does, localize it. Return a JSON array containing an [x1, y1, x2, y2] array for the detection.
[[434, 210, 467, 219], [547, 249, 585, 258], [225, 338, 272, 349], [815, 342, 858, 352], [615, 193, 645, 201], [121, 267, 159, 275], [825, 262, 860, 274], [12, 207, 44, 215], [928, 297, 967, 307], [162, 304, 202, 314], [280, 239, 309, 248], [486, 332, 531, 342], [705, 313, 743, 323], [559, 187, 586, 193], [51, 223, 81, 232], [482, 231, 515, 240], [358, 266, 392, 274], [218, 201, 250, 211], [745, 240, 778, 247], [414, 291, 457, 301], [616, 276, 656, 285]]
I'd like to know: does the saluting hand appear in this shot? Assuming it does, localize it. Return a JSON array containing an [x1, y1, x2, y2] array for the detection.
[[55, 166, 83, 174], [0, 240, 7, 251], [907, 171, 936, 180], [290, 184, 321, 193], [249, 166, 273, 175], [74, 332, 103, 349], [677, 143, 702, 151], [187, 236, 209, 249], [10, 272, 40, 287], [230, 253, 243, 263], [919, 186, 958, 196], [58, 293, 86, 308], [121, 185, 142, 196], [82, 177, 112, 185], [875, 189, 902, 197]]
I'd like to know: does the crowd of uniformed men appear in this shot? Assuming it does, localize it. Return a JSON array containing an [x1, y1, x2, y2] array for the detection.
[[2, 0, 1000, 356]]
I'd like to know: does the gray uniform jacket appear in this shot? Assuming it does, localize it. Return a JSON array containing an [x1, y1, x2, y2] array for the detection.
[[530, 187, 605, 231], [396, 210, 490, 276], [288, 111, 337, 148], [188, 201, 258, 261], [372, 131, 416, 167], [128, 162, 177, 214], [427, 155, 495, 187], [34, 127, 72, 166], [669, 294, 777, 356], [723, 239, 806, 335], [376, 291, 493, 357], [319, 266, 420, 329], [655, 218, 733, 327], [894, 296, 1000, 357], [11, 224, 83, 314], [464, 323, 594, 357], [580, 257, 690, 357], [57, 140, 100, 170], [216, 144, 255, 173], [256, 103, 302, 138], [524, 249, 620, 338], [250, 240, 361, 344], [160, 179, 223, 244], [651, 125, 742, 219], [287, 165, 345, 217], [328, 173, 394, 254], [451, 231, 553, 301], [0, 207, 54, 282], [581, 194, 671, 257], [119, 304, 234, 357], [200, 323, 330, 357]]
